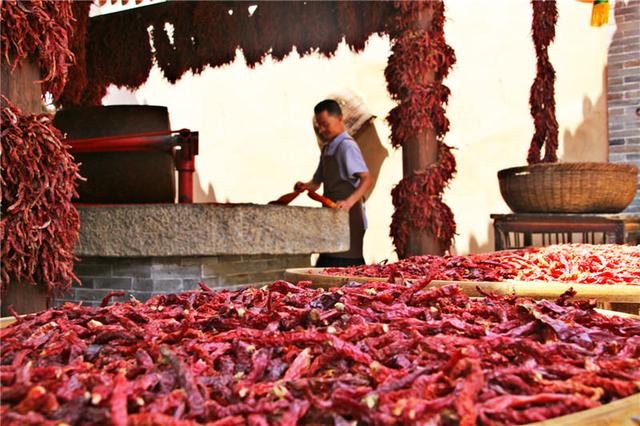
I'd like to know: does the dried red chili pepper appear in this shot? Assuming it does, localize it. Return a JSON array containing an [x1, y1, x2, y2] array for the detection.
[[61, 2, 396, 107], [324, 244, 640, 286], [0, 97, 81, 298], [58, 1, 91, 108], [527, 0, 559, 164], [0, 0, 76, 100], [1, 280, 638, 424], [385, 2, 457, 256]]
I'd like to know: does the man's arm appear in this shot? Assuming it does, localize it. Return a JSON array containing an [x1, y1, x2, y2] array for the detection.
[[295, 157, 322, 192], [335, 171, 372, 211]]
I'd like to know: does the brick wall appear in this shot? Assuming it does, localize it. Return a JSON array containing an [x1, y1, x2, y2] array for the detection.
[[608, 0, 640, 212], [56, 254, 311, 306]]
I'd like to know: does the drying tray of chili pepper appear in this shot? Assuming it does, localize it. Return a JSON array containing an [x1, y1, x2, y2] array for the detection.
[[1, 280, 639, 425], [284, 268, 640, 304], [304, 244, 640, 285], [286, 244, 640, 306]]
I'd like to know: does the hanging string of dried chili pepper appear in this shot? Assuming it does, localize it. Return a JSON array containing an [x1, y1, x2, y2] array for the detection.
[[58, 1, 92, 108], [340, 1, 395, 53], [234, 5, 267, 69], [61, 3, 395, 106], [527, 0, 559, 164], [151, 15, 181, 84], [92, 10, 153, 95], [169, 2, 202, 78], [0, 0, 75, 101], [0, 97, 82, 297], [302, 1, 342, 58], [385, 1, 457, 256], [63, 3, 154, 106], [255, 2, 298, 61], [336, 2, 365, 52], [191, 2, 237, 70]]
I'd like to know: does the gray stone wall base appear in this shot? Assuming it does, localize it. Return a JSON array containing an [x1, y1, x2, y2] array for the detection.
[[56, 254, 311, 307]]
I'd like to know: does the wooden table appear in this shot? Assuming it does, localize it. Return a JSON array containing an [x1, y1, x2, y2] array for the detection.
[[491, 213, 640, 251]]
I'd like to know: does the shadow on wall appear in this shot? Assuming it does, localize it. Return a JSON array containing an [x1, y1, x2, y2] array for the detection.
[[562, 67, 608, 162], [468, 221, 495, 254], [193, 171, 217, 203], [607, 1, 640, 212]]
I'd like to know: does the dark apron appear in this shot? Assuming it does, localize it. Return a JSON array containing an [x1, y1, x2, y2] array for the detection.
[[321, 140, 365, 259]]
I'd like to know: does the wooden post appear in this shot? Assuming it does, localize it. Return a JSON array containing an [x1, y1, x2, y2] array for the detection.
[[1, 284, 50, 317], [1, 58, 42, 113], [402, 8, 443, 257], [0, 57, 50, 315]]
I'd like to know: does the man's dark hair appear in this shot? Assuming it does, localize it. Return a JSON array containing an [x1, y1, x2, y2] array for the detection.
[[314, 99, 342, 116]]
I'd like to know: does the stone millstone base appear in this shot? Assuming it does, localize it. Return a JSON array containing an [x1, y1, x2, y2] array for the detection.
[[56, 254, 310, 307], [75, 204, 349, 257]]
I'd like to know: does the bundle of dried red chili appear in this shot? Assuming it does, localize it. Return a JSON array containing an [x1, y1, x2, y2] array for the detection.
[[57, 1, 92, 108], [324, 244, 640, 286], [385, 2, 457, 256], [0, 0, 75, 101], [0, 97, 81, 296], [2, 280, 638, 425], [61, 2, 396, 106], [527, 0, 559, 164]]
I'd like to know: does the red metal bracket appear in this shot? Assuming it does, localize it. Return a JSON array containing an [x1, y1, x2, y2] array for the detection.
[[66, 129, 199, 203]]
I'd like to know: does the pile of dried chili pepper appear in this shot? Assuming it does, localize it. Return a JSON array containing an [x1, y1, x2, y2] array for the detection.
[[325, 252, 518, 282], [2, 280, 639, 425], [0, 0, 76, 101], [499, 244, 640, 285], [385, 2, 457, 256], [0, 97, 82, 297], [324, 244, 640, 286]]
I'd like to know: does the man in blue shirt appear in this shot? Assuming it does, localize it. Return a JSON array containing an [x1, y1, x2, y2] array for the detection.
[[295, 100, 372, 267]]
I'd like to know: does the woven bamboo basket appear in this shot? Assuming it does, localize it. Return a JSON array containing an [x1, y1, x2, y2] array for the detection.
[[497, 162, 638, 213], [2, 310, 639, 425]]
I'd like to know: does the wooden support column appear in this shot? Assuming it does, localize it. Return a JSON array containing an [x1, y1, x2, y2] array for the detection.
[[0, 57, 50, 316], [402, 8, 443, 257], [1, 58, 42, 113]]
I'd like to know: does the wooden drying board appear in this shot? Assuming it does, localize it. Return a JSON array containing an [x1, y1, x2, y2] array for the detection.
[[1, 310, 639, 425], [0, 316, 16, 329], [527, 393, 639, 426], [284, 267, 387, 287], [284, 268, 640, 303]]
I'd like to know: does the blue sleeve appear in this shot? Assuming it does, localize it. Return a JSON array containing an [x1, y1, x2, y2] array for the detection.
[[312, 157, 323, 184], [339, 140, 368, 180]]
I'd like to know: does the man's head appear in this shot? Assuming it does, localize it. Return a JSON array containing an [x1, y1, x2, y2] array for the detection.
[[314, 99, 345, 142]]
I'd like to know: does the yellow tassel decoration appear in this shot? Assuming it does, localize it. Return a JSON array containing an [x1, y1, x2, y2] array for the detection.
[[591, 0, 609, 27]]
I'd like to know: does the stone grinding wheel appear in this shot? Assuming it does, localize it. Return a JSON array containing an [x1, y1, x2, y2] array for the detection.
[[53, 105, 176, 204]]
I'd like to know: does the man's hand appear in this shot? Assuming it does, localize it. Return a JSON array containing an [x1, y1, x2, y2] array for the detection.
[[335, 198, 355, 211]]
